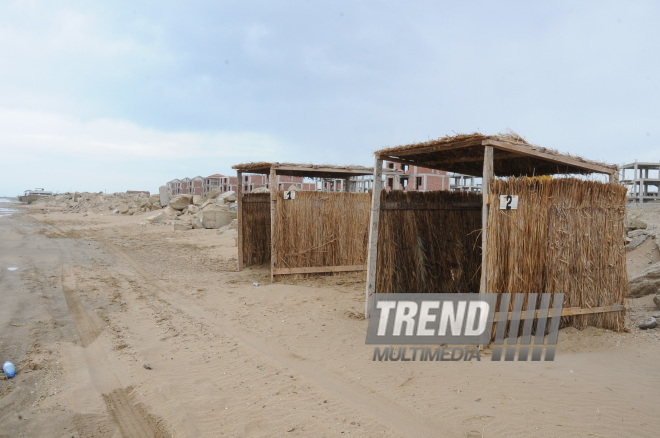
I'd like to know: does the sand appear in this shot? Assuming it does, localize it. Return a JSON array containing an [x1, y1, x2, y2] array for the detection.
[[0, 203, 658, 437]]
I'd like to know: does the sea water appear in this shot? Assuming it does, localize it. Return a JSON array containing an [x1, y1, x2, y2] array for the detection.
[[0, 197, 17, 218]]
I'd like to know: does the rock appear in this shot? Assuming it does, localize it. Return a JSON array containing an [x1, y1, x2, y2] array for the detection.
[[228, 201, 237, 212], [654, 294, 660, 310], [638, 317, 657, 330], [627, 229, 648, 239], [251, 187, 269, 193], [146, 207, 180, 223], [174, 223, 192, 231], [197, 205, 236, 229], [159, 186, 170, 207], [629, 262, 660, 297], [626, 234, 648, 251], [185, 205, 200, 214], [204, 188, 222, 202], [112, 209, 119, 214], [626, 217, 647, 231], [164, 206, 182, 217], [200, 199, 216, 209], [148, 194, 160, 207], [169, 194, 192, 211], [220, 191, 236, 203], [192, 195, 203, 206], [191, 216, 203, 229], [228, 218, 238, 230]]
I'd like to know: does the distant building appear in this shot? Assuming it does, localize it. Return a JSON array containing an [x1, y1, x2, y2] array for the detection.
[[166, 173, 316, 197], [383, 161, 450, 191], [448, 173, 482, 193], [237, 174, 316, 192], [620, 162, 660, 203]]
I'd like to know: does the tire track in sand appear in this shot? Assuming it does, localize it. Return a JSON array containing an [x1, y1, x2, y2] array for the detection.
[[61, 265, 167, 438], [104, 240, 454, 437]]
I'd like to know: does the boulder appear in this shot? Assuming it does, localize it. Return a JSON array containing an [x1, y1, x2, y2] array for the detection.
[[251, 187, 269, 194], [204, 188, 222, 202], [197, 205, 236, 229], [148, 194, 160, 207], [169, 194, 192, 211], [228, 218, 238, 230], [626, 234, 648, 251], [654, 294, 660, 310], [627, 229, 648, 239], [174, 223, 192, 231], [191, 216, 203, 229], [638, 317, 657, 330], [159, 186, 170, 207], [220, 191, 236, 203], [146, 207, 180, 223], [186, 205, 200, 214], [626, 217, 647, 231], [200, 199, 216, 210], [192, 195, 203, 206], [629, 262, 660, 297], [164, 205, 182, 217]]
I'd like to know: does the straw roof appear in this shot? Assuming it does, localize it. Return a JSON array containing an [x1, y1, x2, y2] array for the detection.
[[375, 133, 617, 177], [232, 162, 373, 178]]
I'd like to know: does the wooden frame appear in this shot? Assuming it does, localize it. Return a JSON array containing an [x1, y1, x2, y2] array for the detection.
[[365, 134, 623, 322], [234, 162, 374, 280], [365, 157, 383, 317]]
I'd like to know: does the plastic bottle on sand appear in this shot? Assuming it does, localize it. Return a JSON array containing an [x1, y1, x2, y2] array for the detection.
[[3, 361, 16, 378]]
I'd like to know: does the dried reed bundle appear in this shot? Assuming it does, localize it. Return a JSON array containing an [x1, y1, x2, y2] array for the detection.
[[375, 190, 482, 294], [241, 193, 271, 266], [486, 177, 627, 331], [273, 191, 371, 269]]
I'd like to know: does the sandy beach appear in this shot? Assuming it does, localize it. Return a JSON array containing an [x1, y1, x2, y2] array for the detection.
[[0, 201, 658, 438]]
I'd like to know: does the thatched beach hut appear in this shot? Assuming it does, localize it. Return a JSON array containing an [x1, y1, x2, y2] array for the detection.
[[233, 162, 374, 280], [365, 133, 627, 332]]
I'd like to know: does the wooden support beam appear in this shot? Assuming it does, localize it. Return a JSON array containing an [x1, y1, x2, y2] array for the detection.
[[271, 165, 373, 176], [482, 139, 617, 175], [269, 167, 277, 282], [365, 157, 383, 318], [494, 304, 624, 321], [273, 265, 366, 275], [425, 151, 522, 166], [480, 146, 494, 294], [381, 201, 481, 211], [609, 171, 619, 183], [377, 138, 482, 158], [237, 170, 244, 271], [379, 155, 482, 178]]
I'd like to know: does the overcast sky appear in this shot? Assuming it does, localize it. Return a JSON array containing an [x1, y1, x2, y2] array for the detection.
[[1, 0, 658, 195]]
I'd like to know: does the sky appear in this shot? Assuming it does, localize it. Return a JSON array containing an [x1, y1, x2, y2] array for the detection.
[[1, 0, 658, 196]]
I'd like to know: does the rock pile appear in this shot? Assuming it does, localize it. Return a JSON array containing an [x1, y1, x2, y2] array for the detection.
[[31, 190, 238, 230], [32, 192, 161, 215], [147, 191, 237, 230], [626, 204, 660, 298]]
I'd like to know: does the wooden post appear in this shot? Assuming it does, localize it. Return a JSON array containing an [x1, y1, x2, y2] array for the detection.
[[237, 170, 244, 271], [365, 157, 383, 318], [344, 177, 350, 192], [479, 146, 494, 294], [609, 171, 619, 184], [269, 166, 277, 282]]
